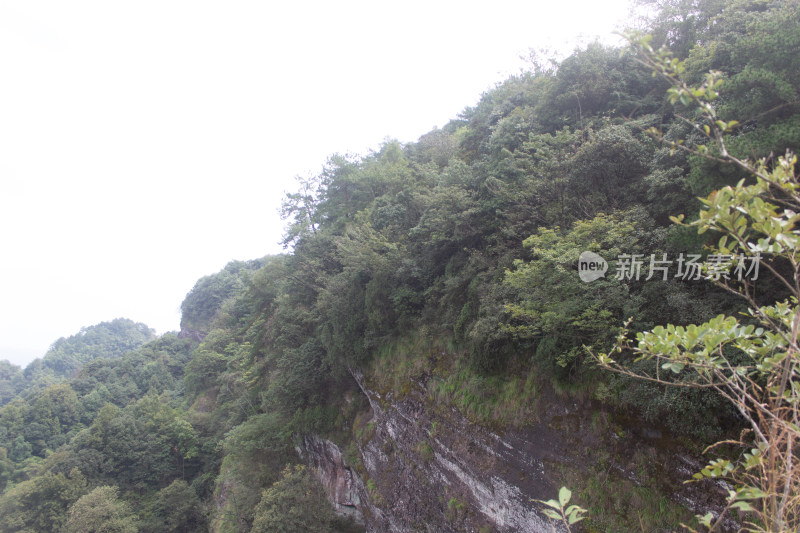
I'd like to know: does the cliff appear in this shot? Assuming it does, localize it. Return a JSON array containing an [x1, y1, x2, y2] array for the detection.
[[298, 371, 734, 532]]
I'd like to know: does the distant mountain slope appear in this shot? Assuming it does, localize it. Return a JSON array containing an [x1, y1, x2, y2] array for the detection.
[[39, 318, 156, 377]]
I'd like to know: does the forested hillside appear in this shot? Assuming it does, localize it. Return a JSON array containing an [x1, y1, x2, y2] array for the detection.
[[0, 318, 155, 406], [1, 0, 798, 531]]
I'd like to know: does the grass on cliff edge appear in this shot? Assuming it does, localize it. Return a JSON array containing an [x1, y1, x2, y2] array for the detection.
[[367, 335, 539, 428], [365, 335, 712, 532]]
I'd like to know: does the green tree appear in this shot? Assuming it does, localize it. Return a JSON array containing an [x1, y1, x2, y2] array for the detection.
[[42, 318, 156, 376], [250, 465, 336, 533], [0, 467, 87, 532], [280, 173, 323, 247], [0, 446, 14, 492], [596, 36, 800, 532], [184, 348, 228, 399], [64, 485, 139, 533], [7, 434, 31, 463], [142, 479, 204, 533], [210, 413, 293, 530], [503, 210, 648, 376], [180, 259, 267, 335], [0, 360, 24, 406]]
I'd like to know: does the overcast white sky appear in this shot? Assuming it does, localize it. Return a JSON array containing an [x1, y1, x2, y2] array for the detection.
[[0, 0, 633, 368]]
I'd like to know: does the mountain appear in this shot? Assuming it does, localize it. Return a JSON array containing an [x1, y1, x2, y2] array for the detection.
[[1, 1, 799, 531], [40, 318, 157, 377]]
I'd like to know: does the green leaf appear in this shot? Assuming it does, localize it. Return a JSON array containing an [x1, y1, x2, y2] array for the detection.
[[542, 499, 561, 510], [698, 512, 714, 527], [559, 487, 572, 507], [542, 509, 562, 520], [568, 514, 585, 525], [731, 501, 754, 512], [736, 487, 767, 500]]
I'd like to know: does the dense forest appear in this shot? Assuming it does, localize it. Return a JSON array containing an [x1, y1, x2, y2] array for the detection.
[[1, 0, 798, 531]]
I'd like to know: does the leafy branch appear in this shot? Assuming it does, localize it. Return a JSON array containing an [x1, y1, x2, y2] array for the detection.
[[591, 34, 800, 533], [534, 486, 587, 532]]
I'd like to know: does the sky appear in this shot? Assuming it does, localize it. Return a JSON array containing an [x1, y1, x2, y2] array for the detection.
[[0, 0, 634, 368]]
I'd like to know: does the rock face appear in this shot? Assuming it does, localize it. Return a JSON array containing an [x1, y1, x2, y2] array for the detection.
[[299, 371, 563, 532], [299, 371, 731, 532], [296, 435, 367, 526], [355, 382, 558, 532], [178, 327, 206, 342]]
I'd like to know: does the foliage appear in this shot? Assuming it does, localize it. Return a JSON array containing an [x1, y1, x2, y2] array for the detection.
[[534, 487, 587, 531], [595, 33, 800, 532], [142, 479, 204, 533], [503, 211, 645, 375], [0, 361, 25, 406], [41, 318, 156, 377], [250, 465, 337, 533], [0, 467, 87, 532], [180, 258, 269, 334], [64, 485, 139, 533]]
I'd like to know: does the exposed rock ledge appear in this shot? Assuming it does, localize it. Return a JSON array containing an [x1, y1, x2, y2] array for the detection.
[[298, 370, 731, 532], [299, 372, 560, 532], [296, 434, 368, 526]]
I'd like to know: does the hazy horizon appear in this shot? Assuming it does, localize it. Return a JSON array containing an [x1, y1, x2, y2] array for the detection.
[[0, 0, 634, 368]]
